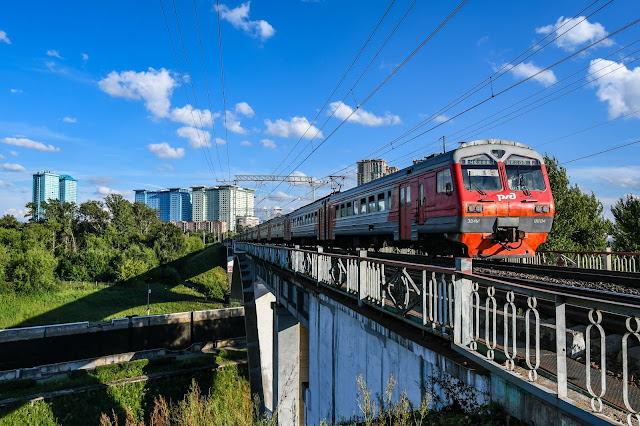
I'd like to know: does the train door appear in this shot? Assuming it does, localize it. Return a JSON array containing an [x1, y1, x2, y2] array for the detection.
[[399, 183, 412, 240], [318, 201, 326, 241], [418, 180, 425, 225]]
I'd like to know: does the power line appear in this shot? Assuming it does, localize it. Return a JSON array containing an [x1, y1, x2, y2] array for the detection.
[[158, 0, 218, 182], [192, 0, 225, 175], [215, 0, 232, 182], [270, 0, 399, 176], [563, 139, 640, 164], [257, 0, 469, 207]]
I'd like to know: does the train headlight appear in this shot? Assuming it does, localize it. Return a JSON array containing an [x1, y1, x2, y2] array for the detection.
[[467, 204, 483, 213], [535, 204, 550, 213]]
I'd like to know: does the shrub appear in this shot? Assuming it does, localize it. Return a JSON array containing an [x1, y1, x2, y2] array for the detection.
[[0, 378, 37, 393], [190, 266, 228, 300]]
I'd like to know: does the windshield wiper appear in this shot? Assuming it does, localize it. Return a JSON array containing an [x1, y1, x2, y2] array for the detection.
[[518, 172, 531, 196], [471, 181, 486, 196]]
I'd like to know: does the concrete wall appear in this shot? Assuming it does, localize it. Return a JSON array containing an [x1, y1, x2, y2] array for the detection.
[[0, 308, 245, 371], [305, 294, 490, 425]]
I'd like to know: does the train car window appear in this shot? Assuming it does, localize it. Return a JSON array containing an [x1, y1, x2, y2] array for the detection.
[[505, 155, 546, 191], [419, 184, 424, 205], [341, 204, 346, 218], [360, 198, 367, 214], [346, 202, 352, 216], [387, 190, 392, 210], [368, 196, 376, 212], [377, 193, 385, 211], [353, 200, 359, 215], [400, 188, 405, 207], [460, 155, 501, 191], [406, 187, 411, 206], [436, 169, 453, 193]]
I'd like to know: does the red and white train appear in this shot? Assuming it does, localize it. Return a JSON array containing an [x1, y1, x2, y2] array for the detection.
[[236, 139, 555, 258]]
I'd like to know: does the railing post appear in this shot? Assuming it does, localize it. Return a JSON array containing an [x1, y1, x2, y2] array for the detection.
[[294, 245, 300, 274], [317, 246, 323, 286], [454, 258, 472, 346], [358, 250, 367, 307], [603, 247, 612, 271], [555, 295, 568, 398]]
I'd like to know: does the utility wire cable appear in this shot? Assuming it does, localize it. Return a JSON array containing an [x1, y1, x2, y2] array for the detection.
[[215, 0, 231, 182], [270, 0, 398, 176], [192, 0, 225, 175], [159, 0, 218, 181], [256, 0, 469, 207], [563, 139, 640, 164]]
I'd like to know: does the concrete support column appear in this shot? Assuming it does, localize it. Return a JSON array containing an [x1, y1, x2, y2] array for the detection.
[[454, 258, 473, 346], [274, 306, 303, 425]]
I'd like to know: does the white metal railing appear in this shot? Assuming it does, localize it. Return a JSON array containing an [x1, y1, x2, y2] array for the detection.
[[506, 249, 640, 272], [235, 242, 640, 424]]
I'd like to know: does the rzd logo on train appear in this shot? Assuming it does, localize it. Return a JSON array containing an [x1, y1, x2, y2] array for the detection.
[[497, 192, 516, 201]]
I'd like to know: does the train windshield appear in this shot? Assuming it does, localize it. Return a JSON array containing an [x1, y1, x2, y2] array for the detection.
[[505, 155, 546, 191], [460, 154, 501, 192]]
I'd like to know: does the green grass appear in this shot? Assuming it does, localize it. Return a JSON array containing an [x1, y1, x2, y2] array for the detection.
[[0, 282, 221, 329]]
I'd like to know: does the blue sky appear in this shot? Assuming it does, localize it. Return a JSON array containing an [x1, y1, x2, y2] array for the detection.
[[1, 0, 639, 220]]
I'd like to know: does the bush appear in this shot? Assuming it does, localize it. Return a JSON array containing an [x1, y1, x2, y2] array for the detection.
[[68, 369, 89, 380], [190, 266, 227, 300]]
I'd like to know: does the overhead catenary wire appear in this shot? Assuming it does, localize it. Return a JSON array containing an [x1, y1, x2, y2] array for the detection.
[[269, 0, 399, 177], [256, 0, 470, 207], [563, 139, 640, 164], [192, 0, 225, 175], [159, 0, 218, 182], [215, 0, 232, 182]]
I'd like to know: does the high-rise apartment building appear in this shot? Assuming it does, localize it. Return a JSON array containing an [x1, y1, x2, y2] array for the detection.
[[134, 188, 192, 222], [59, 175, 78, 205], [190, 185, 255, 232], [32, 170, 79, 220], [356, 159, 398, 185]]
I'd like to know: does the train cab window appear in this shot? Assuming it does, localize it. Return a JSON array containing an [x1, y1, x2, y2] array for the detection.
[[368, 196, 376, 212], [377, 193, 385, 211], [460, 155, 501, 192], [346, 202, 352, 216], [406, 186, 411, 206], [353, 200, 359, 215], [360, 198, 367, 214], [437, 169, 453, 193], [505, 155, 546, 191], [387, 190, 392, 210]]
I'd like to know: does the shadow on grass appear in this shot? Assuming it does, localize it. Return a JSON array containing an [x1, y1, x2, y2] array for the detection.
[[9, 243, 228, 329]]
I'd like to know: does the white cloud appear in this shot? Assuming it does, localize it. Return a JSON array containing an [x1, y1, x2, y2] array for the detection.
[[0, 30, 10, 44], [216, 2, 275, 41], [170, 104, 218, 127], [215, 137, 226, 145], [270, 191, 294, 200], [157, 163, 174, 172], [177, 126, 211, 148], [98, 68, 177, 118], [10, 89, 21, 94], [264, 116, 323, 139], [240, 140, 252, 146], [96, 186, 122, 196], [2, 163, 26, 172], [571, 166, 640, 191], [235, 102, 255, 117], [588, 59, 640, 119], [328, 102, 402, 126], [1, 137, 60, 152], [504, 61, 557, 87], [261, 139, 276, 149], [0, 180, 13, 187], [225, 110, 248, 134], [0, 154, 4, 159], [4, 208, 25, 220], [46, 49, 63, 59], [62, 116, 77, 123], [536, 16, 612, 51], [433, 114, 450, 124], [88, 176, 117, 185], [9, 151, 17, 157], [81, 53, 89, 61], [148, 142, 185, 159]]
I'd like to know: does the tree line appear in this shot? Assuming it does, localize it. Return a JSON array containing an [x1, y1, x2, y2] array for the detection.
[[541, 155, 640, 253], [0, 194, 217, 294]]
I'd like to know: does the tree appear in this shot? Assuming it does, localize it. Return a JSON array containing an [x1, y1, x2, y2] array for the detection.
[[541, 155, 611, 251], [0, 215, 21, 229], [132, 202, 160, 236], [10, 247, 58, 292], [611, 195, 640, 252], [116, 258, 148, 282], [105, 194, 135, 249], [78, 200, 110, 235], [150, 223, 187, 264]]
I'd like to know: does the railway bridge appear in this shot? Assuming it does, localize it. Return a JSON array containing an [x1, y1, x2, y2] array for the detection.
[[232, 242, 640, 426]]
